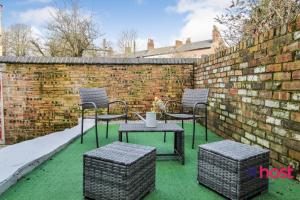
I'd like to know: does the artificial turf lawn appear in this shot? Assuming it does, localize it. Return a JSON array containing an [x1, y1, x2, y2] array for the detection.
[[0, 123, 299, 200]]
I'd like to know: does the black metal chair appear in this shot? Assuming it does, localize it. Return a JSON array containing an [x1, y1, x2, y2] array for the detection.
[[163, 88, 209, 149], [79, 88, 128, 148]]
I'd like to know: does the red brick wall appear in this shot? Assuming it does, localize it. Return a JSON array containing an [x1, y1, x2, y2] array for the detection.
[[1, 63, 193, 144], [195, 15, 300, 180]]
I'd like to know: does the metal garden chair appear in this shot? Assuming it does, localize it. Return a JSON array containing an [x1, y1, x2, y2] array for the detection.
[[163, 88, 209, 149], [79, 88, 128, 148]]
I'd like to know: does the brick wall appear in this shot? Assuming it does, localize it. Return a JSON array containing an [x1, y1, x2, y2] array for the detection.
[[0, 58, 194, 144], [0, 72, 3, 144], [195, 15, 300, 180]]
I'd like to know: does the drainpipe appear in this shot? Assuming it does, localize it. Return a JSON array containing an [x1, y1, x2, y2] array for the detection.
[[192, 62, 196, 89], [0, 64, 5, 144]]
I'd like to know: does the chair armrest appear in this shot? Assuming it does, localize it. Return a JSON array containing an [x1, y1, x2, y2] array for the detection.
[[164, 100, 182, 113], [108, 100, 128, 114], [79, 102, 97, 109], [109, 100, 127, 106], [193, 102, 208, 115]]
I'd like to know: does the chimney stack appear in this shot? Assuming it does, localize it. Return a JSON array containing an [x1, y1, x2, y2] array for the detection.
[[107, 47, 113, 57], [175, 40, 183, 47], [186, 38, 191, 44], [212, 25, 221, 43], [147, 39, 154, 50], [102, 38, 107, 57]]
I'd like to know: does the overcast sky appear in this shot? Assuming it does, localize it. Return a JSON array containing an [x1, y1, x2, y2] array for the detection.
[[0, 0, 230, 51]]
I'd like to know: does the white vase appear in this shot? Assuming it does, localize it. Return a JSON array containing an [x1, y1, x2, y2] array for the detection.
[[145, 112, 157, 127]]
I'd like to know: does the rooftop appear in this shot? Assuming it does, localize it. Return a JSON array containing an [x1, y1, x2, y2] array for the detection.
[[127, 39, 213, 58]]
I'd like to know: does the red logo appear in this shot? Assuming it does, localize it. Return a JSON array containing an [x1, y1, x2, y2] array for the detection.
[[259, 166, 294, 179]]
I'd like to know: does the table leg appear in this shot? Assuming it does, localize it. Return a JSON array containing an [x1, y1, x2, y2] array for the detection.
[[175, 131, 184, 165], [174, 131, 178, 153], [118, 131, 122, 142], [181, 131, 185, 165]]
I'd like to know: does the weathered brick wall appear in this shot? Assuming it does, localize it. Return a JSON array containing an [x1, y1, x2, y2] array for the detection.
[[195, 16, 300, 180], [0, 59, 194, 144], [0, 73, 3, 144]]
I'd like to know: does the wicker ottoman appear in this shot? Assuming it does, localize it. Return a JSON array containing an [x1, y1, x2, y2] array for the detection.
[[198, 140, 269, 200], [83, 142, 156, 200]]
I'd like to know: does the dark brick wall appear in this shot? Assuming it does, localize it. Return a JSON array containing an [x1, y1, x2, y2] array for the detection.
[[195, 15, 300, 180]]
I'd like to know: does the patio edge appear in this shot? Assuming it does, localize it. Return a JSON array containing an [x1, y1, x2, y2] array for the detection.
[[0, 119, 94, 195]]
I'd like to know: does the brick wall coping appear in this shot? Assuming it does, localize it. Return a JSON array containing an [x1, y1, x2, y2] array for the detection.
[[0, 56, 198, 65]]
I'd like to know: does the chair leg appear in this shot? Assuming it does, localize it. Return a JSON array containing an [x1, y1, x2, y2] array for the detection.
[[164, 114, 167, 143], [95, 115, 99, 148], [192, 118, 196, 149], [181, 120, 184, 128], [81, 110, 84, 144], [205, 106, 208, 142], [125, 115, 129, 143], [106, 121, 109, 139]]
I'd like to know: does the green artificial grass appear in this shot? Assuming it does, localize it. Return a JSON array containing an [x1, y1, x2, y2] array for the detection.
[[0, 123, 299, 200]]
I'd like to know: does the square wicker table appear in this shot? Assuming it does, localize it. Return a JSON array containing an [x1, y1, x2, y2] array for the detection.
[[198, 140, 269, 200], [83, 142, 156, 200], [118, 123, 184, 165]]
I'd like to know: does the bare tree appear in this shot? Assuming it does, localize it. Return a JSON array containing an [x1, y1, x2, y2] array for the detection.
[[31, 38, 46, 56], [46, 1, 101, 57], [117, 29, 137, 54], [216, 0, 300, 45], [3, 24, 33, 56]]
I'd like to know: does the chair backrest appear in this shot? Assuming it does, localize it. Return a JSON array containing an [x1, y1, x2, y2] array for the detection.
[[182, 88, 209, 108], [79, 88, 109, 109]]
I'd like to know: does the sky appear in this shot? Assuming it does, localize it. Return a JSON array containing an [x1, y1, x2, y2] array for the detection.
[[0, 0, 231, 52]]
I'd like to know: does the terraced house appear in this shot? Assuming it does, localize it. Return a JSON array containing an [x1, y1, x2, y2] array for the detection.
[[124, 26, 225, 58]]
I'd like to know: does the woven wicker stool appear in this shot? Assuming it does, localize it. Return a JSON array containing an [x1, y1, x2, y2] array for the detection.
[[198, 140, 269, 200], [83, 142, 156, 200]]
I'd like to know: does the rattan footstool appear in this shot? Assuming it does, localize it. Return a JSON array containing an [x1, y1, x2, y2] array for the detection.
[[198, 140, 269, 200], [83, 142, 156, 200]]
